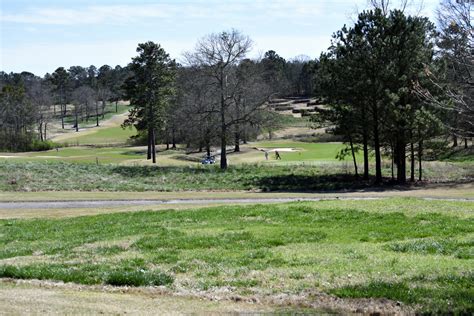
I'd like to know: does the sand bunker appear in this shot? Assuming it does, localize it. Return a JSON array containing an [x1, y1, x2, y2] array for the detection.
[[257, 147, 300, 152]]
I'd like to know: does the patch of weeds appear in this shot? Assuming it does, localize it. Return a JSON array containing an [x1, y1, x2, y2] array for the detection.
[[343, 249, 367, 260], [289, 272, 305, 280], [199, 278, 260, 290], [247, 249, 271, 259], [386, 238, 474, 259], [0, 264, 104, 285], [330, 273, 474, 314], [206, 269, 220, 277], [170, 262, 188, 273], [228, 278, 260, 288], [0, 246, 33, 259], [104, 269, 173, 286]]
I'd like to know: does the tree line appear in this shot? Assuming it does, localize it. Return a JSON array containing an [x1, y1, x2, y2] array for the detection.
[[1, 0, 471, 184], [0, 65, 129, 151], [312, 0, 472, 184], [0, 33, 313, 160], [122, 31, 315, 168], [143, 0, 470, 179]]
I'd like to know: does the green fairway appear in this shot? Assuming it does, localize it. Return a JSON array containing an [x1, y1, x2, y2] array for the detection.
[[0, 140, 358, 166], [254, 140, 363, 162], [62, 103, 131, 128], [63, 125, 137, 146], [0, 198, 472, 314], [1, 147, 143, 164]]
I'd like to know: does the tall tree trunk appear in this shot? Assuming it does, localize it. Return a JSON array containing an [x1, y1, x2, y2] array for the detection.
[[363, 129, 369, 180], [102, 100, 106, 119], [115, 101, 118, 113], [418, 139, 423, 181], [220, 126, 227, 169], [234, 128, 240, 152], [95, 102, 99, 127], [372, 103, 382, 184], [396, 131, 407, 184], [61, 104, 65, 129], [390, 142, 394, 180], [147, 128, 152, 160], [349, 135, 358, 177], [39, 122, 44, 141], [453, 134, 458, 147], [85, 102, 89, 122], [220, 75, 227, 170], [464, 138, 468, 149], [151, 128, 156, 164], [410, 142, 415, 182], [75, 108, 79, 132], [171, 128, 176, 149], [44, 122, 47, 140]]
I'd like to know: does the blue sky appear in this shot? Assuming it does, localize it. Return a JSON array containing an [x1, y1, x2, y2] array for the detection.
[[1, 0, 439, 76]]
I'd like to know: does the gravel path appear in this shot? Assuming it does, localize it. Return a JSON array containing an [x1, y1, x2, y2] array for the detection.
[[0, 196, 472, 209]]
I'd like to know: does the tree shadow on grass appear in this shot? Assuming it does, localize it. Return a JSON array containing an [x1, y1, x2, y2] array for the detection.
[[249, 174, 376, 192], [248, 174, 447, 192], [108, 164, 470, 192]]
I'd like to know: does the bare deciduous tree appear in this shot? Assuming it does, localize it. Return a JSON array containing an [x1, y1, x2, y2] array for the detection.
[[184, 29, 254, 169], [28, 79, 53, 141]]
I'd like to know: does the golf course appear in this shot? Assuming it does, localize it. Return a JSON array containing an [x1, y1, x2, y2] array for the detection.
[[2, 1, 474, 313], [1, 103, 473, 314]]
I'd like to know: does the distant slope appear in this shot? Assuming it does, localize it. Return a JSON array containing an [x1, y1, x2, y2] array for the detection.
[[52, 112, 137, 145]]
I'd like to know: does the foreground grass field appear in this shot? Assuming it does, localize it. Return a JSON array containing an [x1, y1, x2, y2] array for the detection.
[[0, 198, 472, 313]]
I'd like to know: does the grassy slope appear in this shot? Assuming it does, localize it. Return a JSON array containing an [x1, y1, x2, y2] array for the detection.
[[62, 103, 130, 127], [0, 199, 472, 313], [439, 147, 474, 162], [53, 103, 137, 146], [1, 160, 473, 192]]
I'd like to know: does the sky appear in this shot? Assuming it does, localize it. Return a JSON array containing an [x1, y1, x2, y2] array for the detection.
[[1, 0, 439, 76]]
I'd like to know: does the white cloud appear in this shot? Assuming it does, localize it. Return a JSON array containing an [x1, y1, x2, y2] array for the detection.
[[0, 1, 325, 26], [1, 4, 177, 25]]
